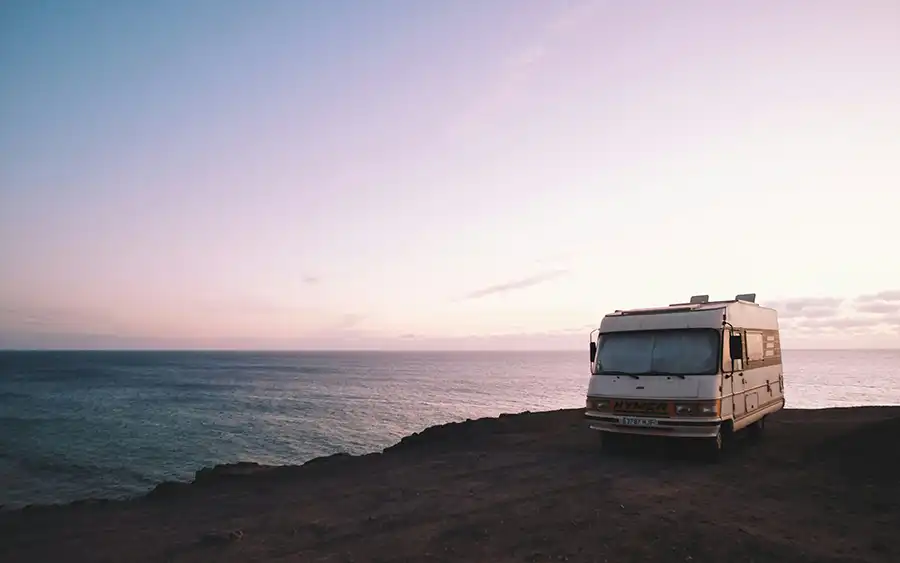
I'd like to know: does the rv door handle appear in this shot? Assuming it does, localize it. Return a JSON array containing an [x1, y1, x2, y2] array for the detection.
[[724, 374, 732, 379]]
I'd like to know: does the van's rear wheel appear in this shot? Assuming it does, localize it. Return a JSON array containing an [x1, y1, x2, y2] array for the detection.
[[749, 415, 766, 440]]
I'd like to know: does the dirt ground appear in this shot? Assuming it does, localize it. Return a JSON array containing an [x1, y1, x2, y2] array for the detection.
[[2, 406, 899, 563]]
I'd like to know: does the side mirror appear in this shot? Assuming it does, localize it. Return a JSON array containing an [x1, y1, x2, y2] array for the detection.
[[590, 341, 597, 363], [729, 333, 743, 361]]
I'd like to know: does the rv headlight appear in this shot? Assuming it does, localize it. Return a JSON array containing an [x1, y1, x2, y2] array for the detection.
[[675, 401, 720, 417], [696, 400, 720, 416], [586, 398, 609, 411]]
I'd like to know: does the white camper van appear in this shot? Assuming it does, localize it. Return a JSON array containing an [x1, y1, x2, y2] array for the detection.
[[585, 293, 785, 458]]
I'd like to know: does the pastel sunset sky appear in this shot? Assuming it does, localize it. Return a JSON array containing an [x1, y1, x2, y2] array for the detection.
[[2, 0, 898, 350]]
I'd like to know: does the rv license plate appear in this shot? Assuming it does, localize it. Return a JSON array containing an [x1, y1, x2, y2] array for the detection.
[[617, 416, 658, 427]]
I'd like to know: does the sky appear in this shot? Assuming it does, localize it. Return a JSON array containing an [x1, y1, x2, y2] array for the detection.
[[1, 0, 899, 350]]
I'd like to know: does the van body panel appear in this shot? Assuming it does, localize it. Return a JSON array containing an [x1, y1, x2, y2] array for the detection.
[[586, 374, 720, 400], [599, 307, 725, 333]]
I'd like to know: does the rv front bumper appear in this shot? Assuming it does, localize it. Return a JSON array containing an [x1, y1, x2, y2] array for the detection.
[[584, 411, 722, 438]]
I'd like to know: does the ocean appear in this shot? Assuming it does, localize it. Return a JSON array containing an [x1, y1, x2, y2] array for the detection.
[[1, 349, 898, 509]]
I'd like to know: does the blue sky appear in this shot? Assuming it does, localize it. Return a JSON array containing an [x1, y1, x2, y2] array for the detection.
[[2, 0, 899, 349]]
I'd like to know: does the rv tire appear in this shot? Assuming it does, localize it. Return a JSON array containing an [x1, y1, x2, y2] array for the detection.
[[749, 415, 766, 440], [703, 426, 726, 462]]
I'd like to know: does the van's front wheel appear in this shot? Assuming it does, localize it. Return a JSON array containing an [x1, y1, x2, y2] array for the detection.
[[703, 426, 725, 462]]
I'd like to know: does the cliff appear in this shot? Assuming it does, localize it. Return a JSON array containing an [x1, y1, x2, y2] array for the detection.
[[1, 406, 898, 563]]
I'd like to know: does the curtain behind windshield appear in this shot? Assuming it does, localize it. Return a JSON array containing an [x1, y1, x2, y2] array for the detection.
[[595, 330, 719, 375]]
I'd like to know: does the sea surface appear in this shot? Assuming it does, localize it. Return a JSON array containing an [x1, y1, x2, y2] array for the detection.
[[1, 349, 898, 509]]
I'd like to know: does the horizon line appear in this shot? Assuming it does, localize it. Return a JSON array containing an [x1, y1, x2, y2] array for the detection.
[[1, 347, 898, 353]]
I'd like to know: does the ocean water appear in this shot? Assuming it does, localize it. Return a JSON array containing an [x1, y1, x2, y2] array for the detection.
[[1, 349, 898, 509]]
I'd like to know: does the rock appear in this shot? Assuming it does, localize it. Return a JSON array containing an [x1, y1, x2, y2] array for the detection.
[[195, 462, 266, 484], [303, 452, 352, 467], [69, 498, 109, 507], [200, 529, 244, 544], [146, 481, 189, 500]]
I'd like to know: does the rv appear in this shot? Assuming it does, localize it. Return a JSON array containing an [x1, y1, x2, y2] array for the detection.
[[585, 293, 785, 459]]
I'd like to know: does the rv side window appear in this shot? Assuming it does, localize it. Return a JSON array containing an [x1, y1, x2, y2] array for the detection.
[[764, 332, 780, 358], [746, 331, 765, 362]]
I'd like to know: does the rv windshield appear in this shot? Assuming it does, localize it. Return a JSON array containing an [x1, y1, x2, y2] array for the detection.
[[592, 329, 720, 376]]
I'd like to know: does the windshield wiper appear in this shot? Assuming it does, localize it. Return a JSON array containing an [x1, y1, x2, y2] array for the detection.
[[600, 370, 641, 379], [650, 372, 687, 379]]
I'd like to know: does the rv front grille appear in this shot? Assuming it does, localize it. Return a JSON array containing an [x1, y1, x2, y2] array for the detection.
[[610, 400, 672, 417]]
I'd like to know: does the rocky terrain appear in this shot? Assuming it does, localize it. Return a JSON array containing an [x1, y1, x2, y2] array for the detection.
[[1, 406, 898, 563]]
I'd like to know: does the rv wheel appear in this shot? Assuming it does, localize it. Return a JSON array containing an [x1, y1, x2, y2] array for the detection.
[[704, 428, 725, 462], [749, 416, 766, 440]]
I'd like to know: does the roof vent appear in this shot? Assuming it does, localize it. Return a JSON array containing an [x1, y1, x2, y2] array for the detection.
[[689, 295, 710, 304], [735, 293, 757, 303]]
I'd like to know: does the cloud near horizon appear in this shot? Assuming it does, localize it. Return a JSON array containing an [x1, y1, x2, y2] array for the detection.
[[765, 291, 900, 342], [463, 269, 569, 299], [1, 289, 898, 350], [856, 290, 900, 302]]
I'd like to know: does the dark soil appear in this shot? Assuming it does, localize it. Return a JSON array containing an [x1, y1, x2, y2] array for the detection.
[[1, 406, 899, 563]]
